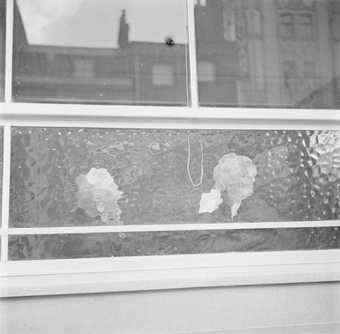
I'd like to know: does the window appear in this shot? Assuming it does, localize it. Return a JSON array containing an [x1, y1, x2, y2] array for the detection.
[[12, 0, 189, 105], [283, 60, 297, 77], [331, 13, 340, 41], [1, 0, 340, 298], [247, 9, 262, 36], [197, 61, 216, 83], [194, 1, 339, 109], [297, 13, 313, 40], [279, 12, 295, 39], [301, 0, 315, 7], [282, 60, 299, 101], [152, 64, 174, 86], [7, 126, 340, 261], [302, 60, 316, 92], [303, 61, 315, 76], [74, 58, 93, 79]]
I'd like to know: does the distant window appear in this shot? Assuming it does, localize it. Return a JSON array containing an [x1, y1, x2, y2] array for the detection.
[[74, 59, 93, 79], [301, 0, 315, 8], [283, 60, 298, 98], [302, 60, 316, 91], [279, 12, 294, 39], [331, 13, 340, 41], [57, 55, 72, 77], [247, 9, 262, 36], [152, 64, 174, 86], [198, 61, 216, 83], [277, 0, 290, 7], [303, 61, 315, 78], [283, 60, 298, 78], [298, 13, 313, 40]]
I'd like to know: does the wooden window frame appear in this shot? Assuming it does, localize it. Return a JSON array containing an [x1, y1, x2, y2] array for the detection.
[[1, 0, 340, 298]]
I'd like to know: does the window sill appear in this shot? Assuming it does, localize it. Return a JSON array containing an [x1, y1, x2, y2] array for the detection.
[[1, 250, 340, 298]]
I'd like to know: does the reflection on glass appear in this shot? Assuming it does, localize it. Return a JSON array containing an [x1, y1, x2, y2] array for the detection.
[[10, 127, 340, 227], [195, 0, 340, 108], [0, 0, 5, 100], [13, 0, 189, 105], [8, 227, 340, 260]]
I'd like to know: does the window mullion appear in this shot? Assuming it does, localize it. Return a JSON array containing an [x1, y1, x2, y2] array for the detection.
[[187, 0, 199, 109], [4, 0, 14, 104], [6, 220, 340, 236], [1, 126, 12, 263]]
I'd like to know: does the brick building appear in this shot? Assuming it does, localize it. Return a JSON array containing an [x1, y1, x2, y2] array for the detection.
[[12, 0, 340, 108], [217, 0, 340, 108], [12, 3, 189, 105], [12, 0, 240, 106]]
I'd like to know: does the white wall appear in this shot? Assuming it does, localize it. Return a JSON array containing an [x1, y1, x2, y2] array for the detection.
[[1, 282, 340, 334]]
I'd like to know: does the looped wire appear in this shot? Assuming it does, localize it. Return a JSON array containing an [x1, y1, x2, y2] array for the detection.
[[186, 134, 204, 188]]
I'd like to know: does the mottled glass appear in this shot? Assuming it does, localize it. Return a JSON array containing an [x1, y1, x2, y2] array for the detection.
[[10, 127, 340, 227], [12, 0, 189, 105], [195, 0, 340, 108], [8, 227, 340, 260]]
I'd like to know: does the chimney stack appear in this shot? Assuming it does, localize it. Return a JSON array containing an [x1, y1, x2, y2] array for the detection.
[[118, 9, 129, 49]]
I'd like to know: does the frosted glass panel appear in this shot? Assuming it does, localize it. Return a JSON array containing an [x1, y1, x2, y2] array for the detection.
[[10, 127, 340, 227], [9, 227, 340, 260], [12, 0, 189, 105], [195, 0, 340, 108]]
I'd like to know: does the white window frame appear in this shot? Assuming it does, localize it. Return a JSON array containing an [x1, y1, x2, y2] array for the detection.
[[1, 0, 340, 298], [297, 12, 314, 40]]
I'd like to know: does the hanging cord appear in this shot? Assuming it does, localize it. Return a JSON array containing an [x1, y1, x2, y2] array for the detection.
[[186, 134, 204, 187]]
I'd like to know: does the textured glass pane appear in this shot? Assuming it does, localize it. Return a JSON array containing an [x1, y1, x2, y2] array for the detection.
[[13, 0, 189, 105], [0, 0, 5, 100], [10, 127, 340, 227], [8, 227, 340, 260], [195, 0, 340, 108]]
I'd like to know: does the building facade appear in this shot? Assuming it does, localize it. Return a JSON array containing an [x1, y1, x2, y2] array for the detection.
[[12, 0, 340, 108], [13, 0, 241, 106], [13, 3, 190, 105], [218, 0, 340, 108]]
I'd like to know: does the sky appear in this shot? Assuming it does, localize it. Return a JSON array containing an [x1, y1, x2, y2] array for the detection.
[[17, 0, 188, 48]]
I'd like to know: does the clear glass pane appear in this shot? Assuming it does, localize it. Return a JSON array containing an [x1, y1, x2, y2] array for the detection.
[[0, 0, 5, 100], [12, 0, 189, 105], [10, 127, 340, 227], [8, 227, 340, 260], [195, 0, 340, 108]]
